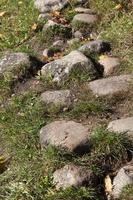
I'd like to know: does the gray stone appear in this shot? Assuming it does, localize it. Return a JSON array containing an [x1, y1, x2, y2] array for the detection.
[[108, 117, 133, 137], [40, 90, 74, 108], [67, 38, 80, 46], [99, 56, 120, 76], [43, 20, 58, 31], [78, 40, 110, 56], [53, 40, 64, 48], [38, 13, 52, 20], [53, 164, 93, 189], [42, 48, 54, 57], [34, 0, 68, 13], [41, 50, 96, 83], [40, 120, 90, 153], [0, 52, 31, 75], [112, 165, 133, 199], [73, 31, 83, 39], [75, 7, 94, 14], [88, 75, 133, 96], [72, 14, 98, 25]]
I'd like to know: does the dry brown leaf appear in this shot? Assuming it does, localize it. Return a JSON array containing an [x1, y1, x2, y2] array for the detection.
[[31, 23, 37, 31], [52, 11, 60, 17], [115, 4, 123, 10], [105, 175, 113, 195], [0, 11, 6, 17]]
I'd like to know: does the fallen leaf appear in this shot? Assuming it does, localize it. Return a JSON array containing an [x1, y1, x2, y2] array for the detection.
[[52, 11, 60, 17], [0, 11, 6, 17], [31, 23, 37, 31], [105, 175, 113, 197], [115, 4, 123, 10]]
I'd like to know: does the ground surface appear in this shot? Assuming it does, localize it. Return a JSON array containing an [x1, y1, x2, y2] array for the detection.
[[0, 0, 133, 200]]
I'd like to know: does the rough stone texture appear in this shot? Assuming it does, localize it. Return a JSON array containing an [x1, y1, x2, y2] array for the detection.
[[88, 75, 133, 96], [67, 38, 80, 46], [34, 0, 68, 13], [40, 120, 90, 153], [0, 52, 31, 75], [79, 40, 111, 56], [38, 13, 52, 20], [41, 50, 96, 83], [99, 56, 120, 76], [112, 165, 133, 199], [40, 90, 74, 108], [75, 7, 94, 14], [72, 14, 98, 25], [53, 40, 64, 48], [108, 117, 133, 138], [43, 20, 58, 31], [53, 164, 93, 189], [73, 30, 83, 38]]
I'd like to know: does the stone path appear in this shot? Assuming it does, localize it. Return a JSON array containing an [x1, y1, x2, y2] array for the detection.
[[1, 0, 133, 199]]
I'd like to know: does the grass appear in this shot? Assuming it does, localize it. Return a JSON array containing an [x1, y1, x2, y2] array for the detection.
[[1, 0, 133, 199]]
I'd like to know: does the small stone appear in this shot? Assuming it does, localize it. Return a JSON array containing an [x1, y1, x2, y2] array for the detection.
[[72, 14, 98, 25], [34, 0, 68, 13], [53, 164, 93, 189], [42, 49, 54, 57], [73, 31, 83, 38], [88, 75, 133, 96], [38, 13, 51, 20], [112, 164, 133, 199], [40, 90, 74, 108], [0, 52, 31, 76], [75, 7, 94, 14], [53, 40, 64, 48], [99, 56, 120, 76], [43, 20, 57, 31], [67, 38, 80, 46], [79, 40, 111, 56], [39, 120, 90, 153], [108, 117, 133, 138], [41, 50, 96, 83]]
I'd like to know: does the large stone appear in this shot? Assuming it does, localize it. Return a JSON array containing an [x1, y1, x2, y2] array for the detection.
[[41, 50, 96, 83], [0, 52, 31, 75], [39, 120, 90, 153], [53, 164, 93, 189], [72, 14, 98, 25], [40, 90, 74, 108], [34, 0, 68, 13], [112, 164, 133, 199], [99, 56, 120, 76], [78, 40, 111, 56], [108, 117, 133, 138], [88, 75, 133, 96]]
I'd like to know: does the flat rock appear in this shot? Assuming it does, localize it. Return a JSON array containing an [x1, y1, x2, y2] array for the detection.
[[108, 117, 133, 138], [75, 7, 94, 14], [39, 120, 90, 153], [53, 164, 93, 189], [34, 0, 68, 13], [41, 50, 96, 83], [99, 56, 120, 76], [112, 164, 133, 199], [88, 75, 133, 96], [78, 40, 111, 56], [0, 52, 31, 75], [72, 14, 98, 25], [40, 90, 74, 108]]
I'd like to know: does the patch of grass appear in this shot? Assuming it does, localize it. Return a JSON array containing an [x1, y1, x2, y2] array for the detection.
[[90, 127, 133, 170], [119, 184, 133, 200]]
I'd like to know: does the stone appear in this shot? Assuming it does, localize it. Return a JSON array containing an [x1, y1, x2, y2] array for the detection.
[[108, 117, 133, 138], [112, 164, 133, 199], [41, 50, 96, 83], [67, 38, 80, 46], [99, 56, 120, 76], [53, 164, 93, 189], [38, 13, 52, 20], [43, 20, 58, 31], [72, 14, 98, 25], [73, 31, 83, 39], [78, 40, 111, 56], [40, 90, 74, 108], [34, 0, 68, 13], [42, 49, 54, 57], [39, 120, 90, 153], [53, 40, 64, 48], [75, 7, 94, 14], [88, 75, 133, 96], [0, 52, 31, 75]]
